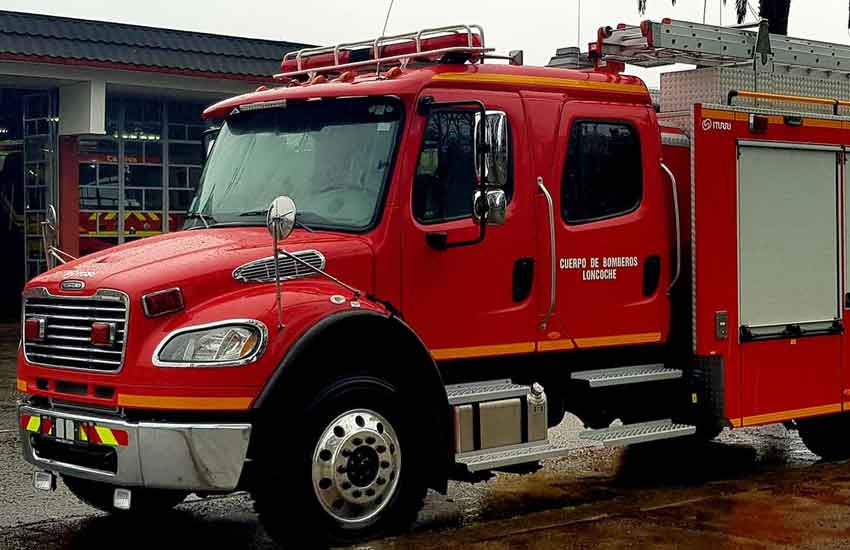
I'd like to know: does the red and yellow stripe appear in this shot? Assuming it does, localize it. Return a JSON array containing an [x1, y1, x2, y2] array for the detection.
[[19, 414, 128, 446]]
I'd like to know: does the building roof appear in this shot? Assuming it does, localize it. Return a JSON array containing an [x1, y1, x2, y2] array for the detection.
[[0, 10, 313, 79]]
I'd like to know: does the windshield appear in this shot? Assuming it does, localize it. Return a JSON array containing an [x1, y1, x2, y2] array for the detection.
[[186, 97, 403, 231]]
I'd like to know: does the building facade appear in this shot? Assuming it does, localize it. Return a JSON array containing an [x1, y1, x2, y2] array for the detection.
[[0, 11, 309, 319]]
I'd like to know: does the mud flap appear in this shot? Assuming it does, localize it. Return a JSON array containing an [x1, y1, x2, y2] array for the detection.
[[683, 355, 726, 437]]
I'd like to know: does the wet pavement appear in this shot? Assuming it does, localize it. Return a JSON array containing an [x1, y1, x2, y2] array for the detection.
[[3, 323, 850, 549]]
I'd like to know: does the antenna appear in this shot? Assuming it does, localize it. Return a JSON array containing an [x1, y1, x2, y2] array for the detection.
[[381, 0, 395, 36], [377, 0, 396, 75], [577, 0, 581, 46]]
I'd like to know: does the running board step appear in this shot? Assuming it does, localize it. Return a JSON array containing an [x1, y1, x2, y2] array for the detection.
[[456, 441, 573, 473], [571, 364, 682, 388], [446, 379, 530, 405], [579, 419, 696, 447]]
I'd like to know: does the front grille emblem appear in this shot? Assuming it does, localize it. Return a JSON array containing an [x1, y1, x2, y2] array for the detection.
[[61, 280, 85, 291]]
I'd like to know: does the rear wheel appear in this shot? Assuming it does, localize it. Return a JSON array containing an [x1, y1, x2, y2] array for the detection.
[[797, 414, 850, 460], [63, 477, 188, 514], [252, 377, 427, 546]]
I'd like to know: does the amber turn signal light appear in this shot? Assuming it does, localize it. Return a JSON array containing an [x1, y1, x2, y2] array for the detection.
[[142, 288, 184, 318]]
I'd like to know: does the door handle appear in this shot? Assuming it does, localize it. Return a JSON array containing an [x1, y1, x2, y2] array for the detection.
[[660, 161, 681, 293], [513, 258, 534, 302], [537, 177, 556, 330]]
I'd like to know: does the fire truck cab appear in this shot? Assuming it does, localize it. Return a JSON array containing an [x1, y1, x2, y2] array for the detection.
[[16, 20, 850, 545]]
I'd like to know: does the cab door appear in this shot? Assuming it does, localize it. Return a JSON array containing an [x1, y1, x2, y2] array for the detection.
[[550, 101, 671, 350], [400, 89, 537, 361]]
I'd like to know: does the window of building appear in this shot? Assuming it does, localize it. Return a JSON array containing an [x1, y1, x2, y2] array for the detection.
[[561, 121, 642, 224], [78, 97, 208, 256]]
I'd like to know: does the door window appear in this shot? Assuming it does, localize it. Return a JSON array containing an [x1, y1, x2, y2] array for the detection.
[[413, 110, 477, 223], [561, 121, 642, 224]]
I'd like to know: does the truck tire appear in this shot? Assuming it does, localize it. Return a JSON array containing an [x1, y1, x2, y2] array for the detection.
[[252, 376, 427, 546], [797, 414, 850, 460], [63, 476, 188, 514]]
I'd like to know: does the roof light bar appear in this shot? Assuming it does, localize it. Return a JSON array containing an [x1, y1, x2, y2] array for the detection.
[[276, 24, 490, 79]]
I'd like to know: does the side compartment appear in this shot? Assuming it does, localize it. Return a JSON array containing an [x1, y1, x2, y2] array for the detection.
[[692, 103, 847, 428]]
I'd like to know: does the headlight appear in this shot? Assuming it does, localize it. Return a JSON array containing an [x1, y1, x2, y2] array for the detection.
[[154, 320, 267, 367]]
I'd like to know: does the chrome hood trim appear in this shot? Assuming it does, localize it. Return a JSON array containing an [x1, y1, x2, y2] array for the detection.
[[232, 249, 326, 283]]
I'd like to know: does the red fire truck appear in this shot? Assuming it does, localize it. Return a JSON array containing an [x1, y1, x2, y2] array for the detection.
[[17, 19, 850, 544]]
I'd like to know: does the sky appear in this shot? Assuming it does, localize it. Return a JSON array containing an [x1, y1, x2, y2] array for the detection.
[[5, 0, 850, 86]]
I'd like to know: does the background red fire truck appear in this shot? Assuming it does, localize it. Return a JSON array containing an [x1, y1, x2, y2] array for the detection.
[[16, 18, 850, 545]]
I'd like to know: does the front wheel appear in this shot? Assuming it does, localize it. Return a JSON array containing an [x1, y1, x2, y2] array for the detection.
[[797, 414, 850, 460], [252, 377, 427, 546], [63, 476, 188, 514]]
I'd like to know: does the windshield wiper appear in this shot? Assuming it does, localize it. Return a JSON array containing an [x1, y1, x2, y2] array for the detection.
[[238, 209, 315, 233], [185, 212, 214, 229]]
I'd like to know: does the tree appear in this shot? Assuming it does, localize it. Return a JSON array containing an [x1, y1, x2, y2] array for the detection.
[[639, 0, 849, 36]]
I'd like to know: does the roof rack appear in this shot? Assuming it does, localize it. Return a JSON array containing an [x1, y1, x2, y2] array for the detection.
[[275, 24, 490, 80], [586, 18, 850, 78]]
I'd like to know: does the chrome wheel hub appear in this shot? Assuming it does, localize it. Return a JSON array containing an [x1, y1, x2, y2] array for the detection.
[[312, 409, 401, 526]]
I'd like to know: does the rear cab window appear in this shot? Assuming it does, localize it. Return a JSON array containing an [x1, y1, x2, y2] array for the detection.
[[561, 121, 642, 224]]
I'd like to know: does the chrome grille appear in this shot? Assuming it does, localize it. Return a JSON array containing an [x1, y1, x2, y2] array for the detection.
[[233, 250, 326, 283], [23, 289, 128, 372]]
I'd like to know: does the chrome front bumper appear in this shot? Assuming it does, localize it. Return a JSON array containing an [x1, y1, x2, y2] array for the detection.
[[18, 403, 251, 491]]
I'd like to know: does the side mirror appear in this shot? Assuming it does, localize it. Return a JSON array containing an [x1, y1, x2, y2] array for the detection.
[[474, 111, 511, 188], [45, 204, 58, 234], [266, 196, 296, 241], [473, 189, 507, 226]]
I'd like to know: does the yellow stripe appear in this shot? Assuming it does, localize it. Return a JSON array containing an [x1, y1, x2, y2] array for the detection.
[[26, 416, 41, 433], [742, 403, 842, 426], [804, 118, 842, 129], [16, 378, 26, 392], [431, 342, 536, 361], [79, 428, 87, 442], [432, 72, 647, 95], [729, 418, 743, 428], [536, 339, 576, 352], [95, 427, 119, 446], [574, 332, 662, 349], [117, 394, 253, 411], [702, 108, 841, 129], [701, 109, 738, 121], [148, 212, 160, 221]]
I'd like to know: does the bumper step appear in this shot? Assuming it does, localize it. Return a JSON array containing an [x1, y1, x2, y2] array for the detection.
[[579, 419, 696, 447], [446, 379, 530, 405], [456, 441, 573, 472], [571, 364, 682, 388]]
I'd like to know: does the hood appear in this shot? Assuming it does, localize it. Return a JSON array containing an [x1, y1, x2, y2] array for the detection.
[[30, 227, 375, 301]]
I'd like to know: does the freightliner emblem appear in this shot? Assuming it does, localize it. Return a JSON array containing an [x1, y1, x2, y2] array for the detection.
[[60, 280, 85, 291]]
